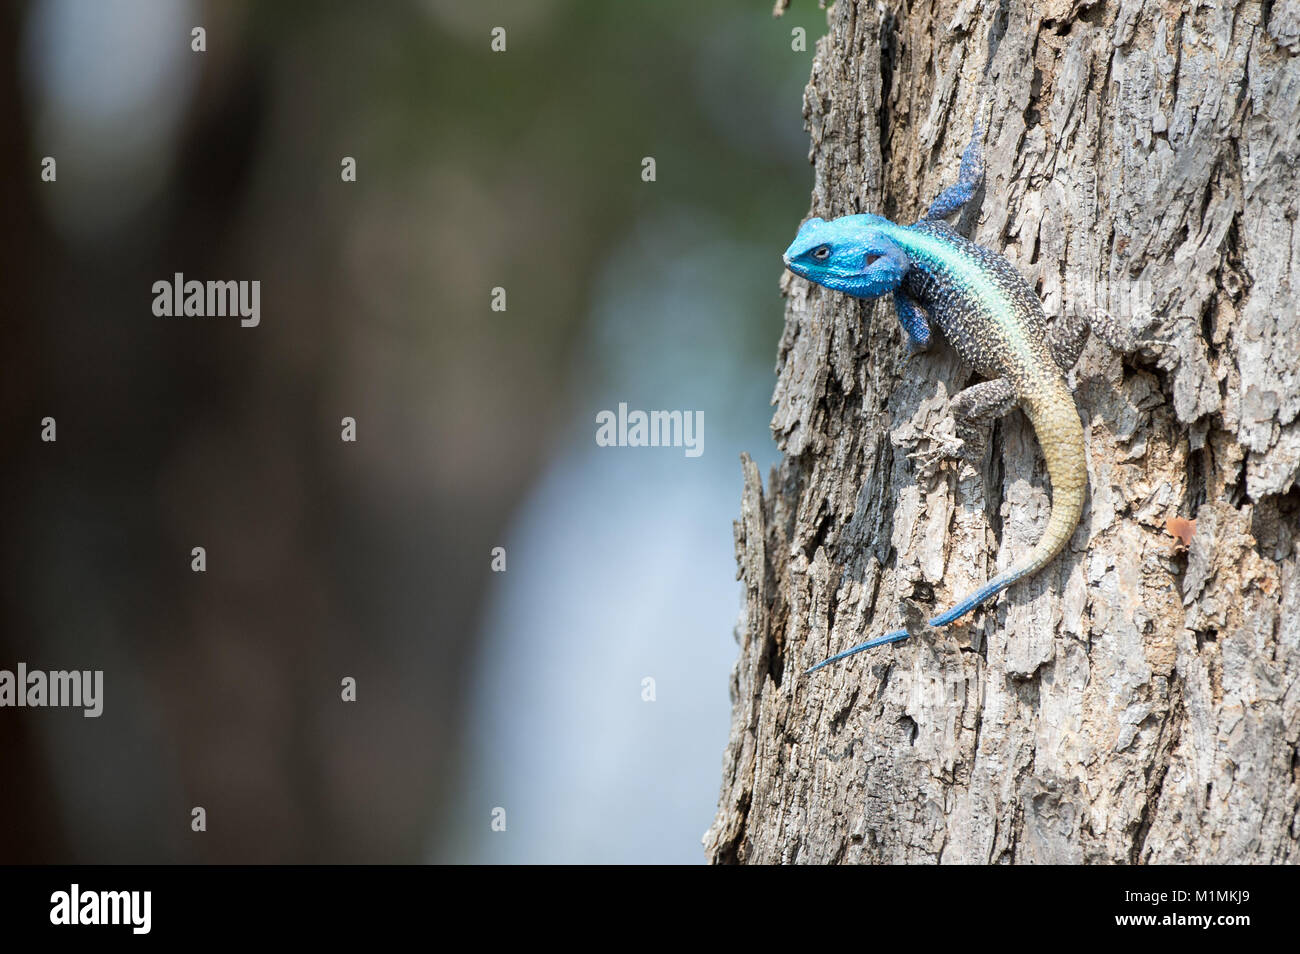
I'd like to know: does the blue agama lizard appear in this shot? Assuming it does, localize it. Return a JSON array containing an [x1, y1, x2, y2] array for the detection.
[[783, 122, 1133, 673]]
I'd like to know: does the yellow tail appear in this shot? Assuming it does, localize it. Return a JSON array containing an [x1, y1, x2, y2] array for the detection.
[[1015, 383, 1086, 578]]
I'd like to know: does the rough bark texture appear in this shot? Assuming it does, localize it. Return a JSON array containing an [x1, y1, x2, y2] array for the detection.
[[707, 0, 1300, 864]]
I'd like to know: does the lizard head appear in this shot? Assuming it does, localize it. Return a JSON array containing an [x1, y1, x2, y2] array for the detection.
[[783, 214, 908, 299]]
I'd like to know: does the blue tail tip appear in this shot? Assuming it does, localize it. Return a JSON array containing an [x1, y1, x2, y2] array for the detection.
[[803, 628, 913, 675]]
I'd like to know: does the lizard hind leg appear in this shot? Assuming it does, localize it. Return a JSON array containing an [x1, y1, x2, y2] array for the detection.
[[949, 376, 1017, 463], [908, 375, 1015, 482]]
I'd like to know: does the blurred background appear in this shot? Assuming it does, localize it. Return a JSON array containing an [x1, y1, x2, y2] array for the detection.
[[0, 0, 824, 863]]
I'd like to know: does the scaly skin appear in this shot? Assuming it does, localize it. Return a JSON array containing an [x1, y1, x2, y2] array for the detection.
[[893, 220, 1086, 599], [783, 124, 1128, 673]]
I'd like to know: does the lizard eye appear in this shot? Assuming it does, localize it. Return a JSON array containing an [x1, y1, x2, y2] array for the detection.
[[812, 245, 831, 260], [865, 253, 881, 266]]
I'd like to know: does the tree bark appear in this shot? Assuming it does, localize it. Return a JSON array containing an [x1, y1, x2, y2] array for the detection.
[[707, 0, 1300, 864]]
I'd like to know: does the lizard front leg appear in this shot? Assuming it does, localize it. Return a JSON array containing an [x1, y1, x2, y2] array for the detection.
[[892, 290, 933, 354], [925, 120, 985, 221]]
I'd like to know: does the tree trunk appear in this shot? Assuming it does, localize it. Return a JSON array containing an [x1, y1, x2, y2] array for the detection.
[[706, 0, 1300, 864]]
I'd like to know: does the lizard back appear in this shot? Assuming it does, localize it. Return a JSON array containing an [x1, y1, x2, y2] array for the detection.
[[892, 220, 1054, 389], [891, 220, 1087, 610]]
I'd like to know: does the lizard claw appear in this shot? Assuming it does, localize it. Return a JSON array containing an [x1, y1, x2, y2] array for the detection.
[[908, 426, 968, 479]]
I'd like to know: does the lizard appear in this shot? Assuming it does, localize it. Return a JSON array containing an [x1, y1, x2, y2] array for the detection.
[[782, 121, 1133, 674]]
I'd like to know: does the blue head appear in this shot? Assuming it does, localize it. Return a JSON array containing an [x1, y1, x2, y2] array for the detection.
[[782, 214, 909, 299]]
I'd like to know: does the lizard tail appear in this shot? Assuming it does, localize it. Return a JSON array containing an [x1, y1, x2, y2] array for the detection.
[[928, 385, 1085, 625], [805, 384, 1085, 674]]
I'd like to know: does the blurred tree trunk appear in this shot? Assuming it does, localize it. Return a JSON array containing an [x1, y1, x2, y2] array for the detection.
[[707, 0, 1300, 864]]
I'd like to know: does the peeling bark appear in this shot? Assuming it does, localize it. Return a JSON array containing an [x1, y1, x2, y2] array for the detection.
[[707, 0, 1300, 864]]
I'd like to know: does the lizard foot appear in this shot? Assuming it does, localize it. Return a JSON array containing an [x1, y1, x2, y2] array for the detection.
[[907, 424, 971, 479]]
